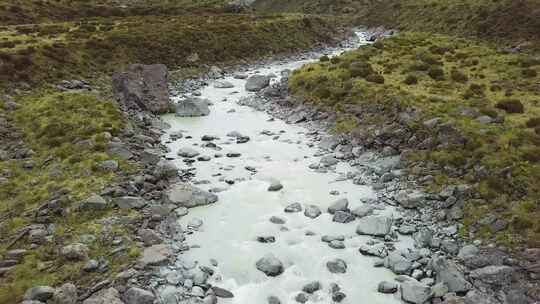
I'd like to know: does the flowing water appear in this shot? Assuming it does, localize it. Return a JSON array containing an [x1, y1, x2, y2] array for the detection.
[[161, 31, 409, 304]]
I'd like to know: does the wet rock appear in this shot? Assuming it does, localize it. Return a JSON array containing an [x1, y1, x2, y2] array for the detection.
[[61, 243, 89, 261], [80, 194, 108, 211], [177, 147, 200, 158], [214, 81, 234, 89], [270, 216, 286, 224], [164, 183, 218, 208], [267, 296, 281, 304], [212, 286, 234, 298], [284, 202, 302, 213], [175, 97, 210, 117], [470, 265, 513, 285], [256, 254, 284, 277], [351, 204, 374, 218], [400, 278, 432, 304], [114, 196, 147, 209], [82, 287, 124, 304], [328, 198, 349, 214], [112, 64, 170, 114], [257, 236, 276, 243], [51, 283, 77, 304], [295, 292, 308, 303], [395, 190, 425, 209], [329, 240, 345, 249], [268, 180, 283, 192], [378, 281, 398, 294], [332, 211, 355, 223], [124, 287, 155, 304], [413, 228, 433, 248], [138, 229, 162, 246], [302, 281, 321, 293], [430, 256, 471, 293], [356, 216, 393, 236], [24, 286, 55, 301], [139, 244, 172, 267], [326, 258, 347, 273], [304, 205, 322, 219], [385, 252, 412, 275], [332, 291, 346, 303], [245, 75, 271, 92], [359, 243, 388, 258], [154, 159, 178, 179], [226, 152, 241, 158]]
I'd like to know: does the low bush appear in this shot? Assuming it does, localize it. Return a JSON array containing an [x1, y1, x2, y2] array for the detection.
[[366, 73, 385, 84], [496, 99, 525, 114], [404, 74, 418, 85], [428, 66, 445, 80], [320, 55, 329, 62], [349, 61, 374, 78], [451, 69, 468, 82], [526, 117, 540, 128], [522, 68, 538, 78]]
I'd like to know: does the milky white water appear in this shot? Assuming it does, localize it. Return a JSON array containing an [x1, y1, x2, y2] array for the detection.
[[161, 32, 408, 304]]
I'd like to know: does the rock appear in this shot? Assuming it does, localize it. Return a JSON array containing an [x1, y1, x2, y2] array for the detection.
[[385, 252, 412, 275], [114, 196, 147, 209], [398, 225, 417, 235], [233, 73, 248, 79], [112, 64, 170, 114], [177, 147, 200, 158], [164, 183, 218, 208], [212, 286, 234, 298], [98, 160, 119, 172], [267, 296, 281, 304], [51, 283, 77, 304], [304, 205, 322, 218], [329, 240, 345, 249], [328, 198, 349, 214], [284, 202, 302, 213], [295, 293, 308, 303], [83, 259, 99, 272], [256, 254, 284, 276], [139, 244, 172, 267], [359, 243, 388, 258], [351, 204, 374, 218], [470, 265, 513, 285], [302, 281, 321, 294], [319, 136, 340, 151], [395, 190, 425, 209], [333, 211, 355, 223], [270, 216, 286, 224], [154, 159, 177, 179], [268, 180, 283, 191], [80, 194, 108, 211], [226, 152, 241, 158], [332, 292, 346, 303], [61, 243, 89, 261], [257, 236, 275, 243], [175, 97, 210, 117], [430, 256, 471, 293], [320, 155, 338, 167], [138, 229, 162, 246], [326, 258, 347, 273], [214, 81, 234, 89], [457, 245, 479, 261], [24, 286, 55, 301], [245, 75, 270, 92], [83, 288, 124, 304], [356, 216, 393, 236], [378, 281, 398, 294], [400, 278, 432, 304], [124, 287, 155, 304], [413, 228, 433, 248]]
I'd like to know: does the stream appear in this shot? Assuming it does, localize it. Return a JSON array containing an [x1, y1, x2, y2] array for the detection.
[[159, 31, 412, 304]]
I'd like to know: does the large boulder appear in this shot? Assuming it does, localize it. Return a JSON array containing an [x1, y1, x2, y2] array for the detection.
[[124, 287, 155, 304], [245, 75, 271, 92], [163, 184, 218, 208], [256, 254, 284, 276], [82, 288, 124, 304], [112, 64, 170, 114], [139, 244, 172, 267], [175, 97, 210, 117], [470, 265, 514, 285], [400, 278, 432, 304], [430, 256, 471, 293], [24, 286, 55, 302], [51, 283, 77, 304], [356, 215, 393, 236]]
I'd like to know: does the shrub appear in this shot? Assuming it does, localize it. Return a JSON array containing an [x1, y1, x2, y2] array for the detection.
[[522, 68, 538, 78], [320, 55, 330, 62], [409, 62, 430, 71], [526, 117, 540, 128], [451, 69, 468, 83], [429, 45, 451, 55], [403, 74, 418, 85], [330, 57, 340, 64], [464, 83, 485, 99], [366, 74, 385, 84], [495, 99, 524, 114], [349, 62, 374, 78], [521, 147, 540, 163], [428, 67, 445, 80]]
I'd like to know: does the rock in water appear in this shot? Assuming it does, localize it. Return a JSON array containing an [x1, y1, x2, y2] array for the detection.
[[112, 64, 171, 114], [245, 75, 271, 92], [378, 281, 398, 294], [356, 216, 393, 236], [268, 180, 283, 192], [256, 254, 284, 276], [163, 183, 218, 208], [175, 97, 210, 117], [430, 256, 471, 293], [400, 278, 432, 304], [214, 81, 234, 89], [327, 258, 347, 273], [304, 205, 322, 218], [124, 287, 155, 304]]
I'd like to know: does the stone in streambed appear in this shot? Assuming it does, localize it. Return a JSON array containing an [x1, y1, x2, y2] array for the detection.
[[328, 198, 349, 214], [211, 286, 234, 298], [332, 211, 355, 223], [124, 287, 155, 304], [304, 205, 321, 218], [163, 183, 218, 208], [177, 147, 200, 158], [356, 215, 393, 236], [378, 281, 398, 294], [256, 254, 284, 277], [302, 281, 321, 294], [245, 75, 271, 92], [268, 180, 283, 192], [327, 258, 347, 273], [284, 203, 302, 213], [175, 97, 210, 117], [214, 81, 234, 89], [400, 278, 432, 304]]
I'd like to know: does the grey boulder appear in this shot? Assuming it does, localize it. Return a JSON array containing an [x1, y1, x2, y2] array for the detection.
[[245, 75, 270, 92], [256, 254, 284, 277], [304, 205, 322, 219], [356, 216, 393, 236], [24, 286, 55, 302], [400, 278, 432, 304], [430, 256, 471, 293], [328, 198, 348, 214], [124, 287, 155, 304], [164, 183, 218, 208], [175, 98, 210, 117]]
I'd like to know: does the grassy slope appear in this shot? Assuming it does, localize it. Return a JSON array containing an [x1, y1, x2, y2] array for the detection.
[[289, 33, 540, 248], [253, 0, 540, 49]]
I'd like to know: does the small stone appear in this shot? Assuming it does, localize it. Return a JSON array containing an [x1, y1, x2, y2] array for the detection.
[[332, 211, 355, 223], [327, 198, 349, 214], [302, 281, 321, 294], [332, 291, 346, 303], [270, 216, 286, 224], [267, 296, 281, 304], [327, 259, 347, 273], [295, 292, 308, 303], [212, 286, 234, 298], [378, 281, 398, 294], [268, 180, 283, 192], [256, 254, 284, 277], [329, 240, 345, 249], [304, 205, 322, 219], [284, 202, 302, 213]]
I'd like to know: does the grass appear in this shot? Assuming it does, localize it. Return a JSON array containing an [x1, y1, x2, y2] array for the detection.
[[0, 92, 142, 302], [289, 32, 540, 248], [0, 14, 346, 89]]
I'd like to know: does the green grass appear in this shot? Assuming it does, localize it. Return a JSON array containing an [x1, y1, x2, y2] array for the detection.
[[0, 92, 142, 302], [289, 32, 540, 247]]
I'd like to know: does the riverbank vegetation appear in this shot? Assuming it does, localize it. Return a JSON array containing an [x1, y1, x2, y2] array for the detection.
[[289, 32, 540, 247]]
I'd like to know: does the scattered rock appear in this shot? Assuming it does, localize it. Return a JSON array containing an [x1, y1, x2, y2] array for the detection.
[[302, 281, 321, 294], [61, 243, 89, 261], [164, 183, 218, 208], [470, 265, 514, 285], [24, 286, 55, 302], [256, 254, 284, 277], [80, 194, 108, 211], [245, 75, 271, 92], [268, 180, 283, 192], [400, 278, 432, 304], [177, 147, 200, 158], [175, 98, 210, 117], [212, 286, 234, 298], [328, 198, 349, 214], [82, 287, 124, 304], [124, 287, 155, 304], [270, 216, 286, 224], [304, 205, 322, 218], [51, 283, 77, 304], [326, 258, 347, 273], [356, 216, 393, 236], [114, 196, 147, 209], [332, 211, 355, 223], [139, 244, 172, 267], [378, 281, 398, 294], [214, 81, 234, 89], [284, 202, 302, 213]]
